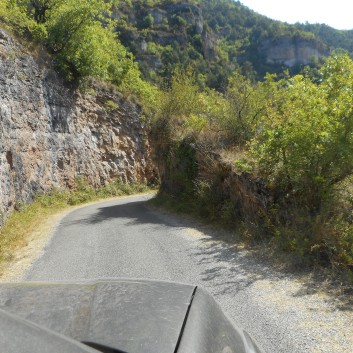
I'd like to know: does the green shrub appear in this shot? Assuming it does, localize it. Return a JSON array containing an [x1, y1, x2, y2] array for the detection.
[[1, 0, 137, 84], [245, 54, 353, 272], [251, 54, 353, 213], [143, 14, 154, 28]]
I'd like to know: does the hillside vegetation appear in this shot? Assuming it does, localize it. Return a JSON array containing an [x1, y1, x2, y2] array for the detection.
[[153, 56, 353, 279], [114, 0, 317, 89], [1, 0, 353, 279], [0, 0, 158, 109], [114, 0, 353, 89]]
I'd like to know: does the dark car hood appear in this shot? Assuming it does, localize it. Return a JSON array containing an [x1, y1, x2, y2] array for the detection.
[[0, 279, 262, 353]]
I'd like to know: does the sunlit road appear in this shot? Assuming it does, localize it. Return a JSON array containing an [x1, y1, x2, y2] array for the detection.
[[23, 194, 353, 353]]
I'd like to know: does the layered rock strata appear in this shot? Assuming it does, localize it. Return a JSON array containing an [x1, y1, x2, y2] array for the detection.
[[0, 29, 157, 225]]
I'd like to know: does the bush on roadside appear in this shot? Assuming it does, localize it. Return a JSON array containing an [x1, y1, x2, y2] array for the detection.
[[0, 0, 151, 92], [153, 55, 353, 279]]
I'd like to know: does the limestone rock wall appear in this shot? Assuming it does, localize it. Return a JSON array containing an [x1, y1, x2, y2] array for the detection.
[[0, 29, 157, 224], [262, 37, 328, 67]]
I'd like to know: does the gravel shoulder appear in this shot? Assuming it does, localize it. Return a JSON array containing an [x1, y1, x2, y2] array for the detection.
[[160, 212, 353, 353], [155, 209, 353, 353], [1, 195, 352, 353]]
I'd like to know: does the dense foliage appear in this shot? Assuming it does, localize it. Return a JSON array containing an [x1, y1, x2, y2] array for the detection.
[[253, 56, 353, 213], [249, 56, 353, 268], [112, 0, 353, 89], [0, 0, 160, 112], [296, 23, 353, 53], [1, 0, 138, 85], [154, 54, 353, 276], [3, 0, 353, 91]]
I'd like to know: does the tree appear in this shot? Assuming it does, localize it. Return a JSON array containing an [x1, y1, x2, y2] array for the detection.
[[224, 71, 262, 144], [28, 0, 63, 23], [142, 13, 154, 28], [44, 0, 114, 53], [251, 54, 353, 212], [1, 0, 139, 83]]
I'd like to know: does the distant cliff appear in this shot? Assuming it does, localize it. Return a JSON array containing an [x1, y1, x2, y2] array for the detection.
[[115, 1, 218, 81], [0, 29, 157, 225], [114, 0, 331, 85], [262, 37, 329, 67]]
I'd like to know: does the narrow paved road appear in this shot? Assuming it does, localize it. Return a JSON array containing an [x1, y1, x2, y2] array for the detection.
[[24, 195, 353, 353]]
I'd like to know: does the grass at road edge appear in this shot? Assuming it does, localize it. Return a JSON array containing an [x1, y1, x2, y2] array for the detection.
[[0, 179, 155, 277], [150, 191, 353, 287]]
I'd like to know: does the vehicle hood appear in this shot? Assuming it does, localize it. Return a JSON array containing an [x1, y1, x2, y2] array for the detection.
[[0, 279, 262, 353]]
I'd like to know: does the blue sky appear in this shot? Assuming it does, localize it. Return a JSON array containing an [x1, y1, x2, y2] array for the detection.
[[239, 0, 353, 30]]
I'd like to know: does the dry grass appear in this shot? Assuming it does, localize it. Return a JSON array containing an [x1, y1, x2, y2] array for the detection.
[[0, 197, 65, 276], [0, 180, 154, 277]]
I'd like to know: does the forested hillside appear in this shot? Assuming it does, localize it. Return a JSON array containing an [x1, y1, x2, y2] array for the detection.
[[3, 0, 353, 89], [296, 22, 353, 53], [1, 0, 353, 280], [113, 0, 353, 89]]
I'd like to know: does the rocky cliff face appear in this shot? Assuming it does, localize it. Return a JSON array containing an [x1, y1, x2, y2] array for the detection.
[[115, 2, 217, 77], [0, 29, 157, 224], [262, 37, 328, 67]]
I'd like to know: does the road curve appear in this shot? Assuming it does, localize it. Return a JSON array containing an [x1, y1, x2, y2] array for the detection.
[[24, 195, 353, 353]]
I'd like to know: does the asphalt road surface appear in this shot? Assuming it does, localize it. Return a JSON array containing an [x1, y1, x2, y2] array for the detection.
[[23, 195, 353, 353]]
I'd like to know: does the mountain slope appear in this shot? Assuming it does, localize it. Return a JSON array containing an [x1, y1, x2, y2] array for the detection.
[[114, 0, 353, 88]]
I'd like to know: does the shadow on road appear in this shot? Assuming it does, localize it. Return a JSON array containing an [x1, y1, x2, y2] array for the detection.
[[62, 197, 353, 311], [191, 236, 272, 296], [192, 232, 353, 311], [87, 201, 169, 226], [62, 199, 182, 228]]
